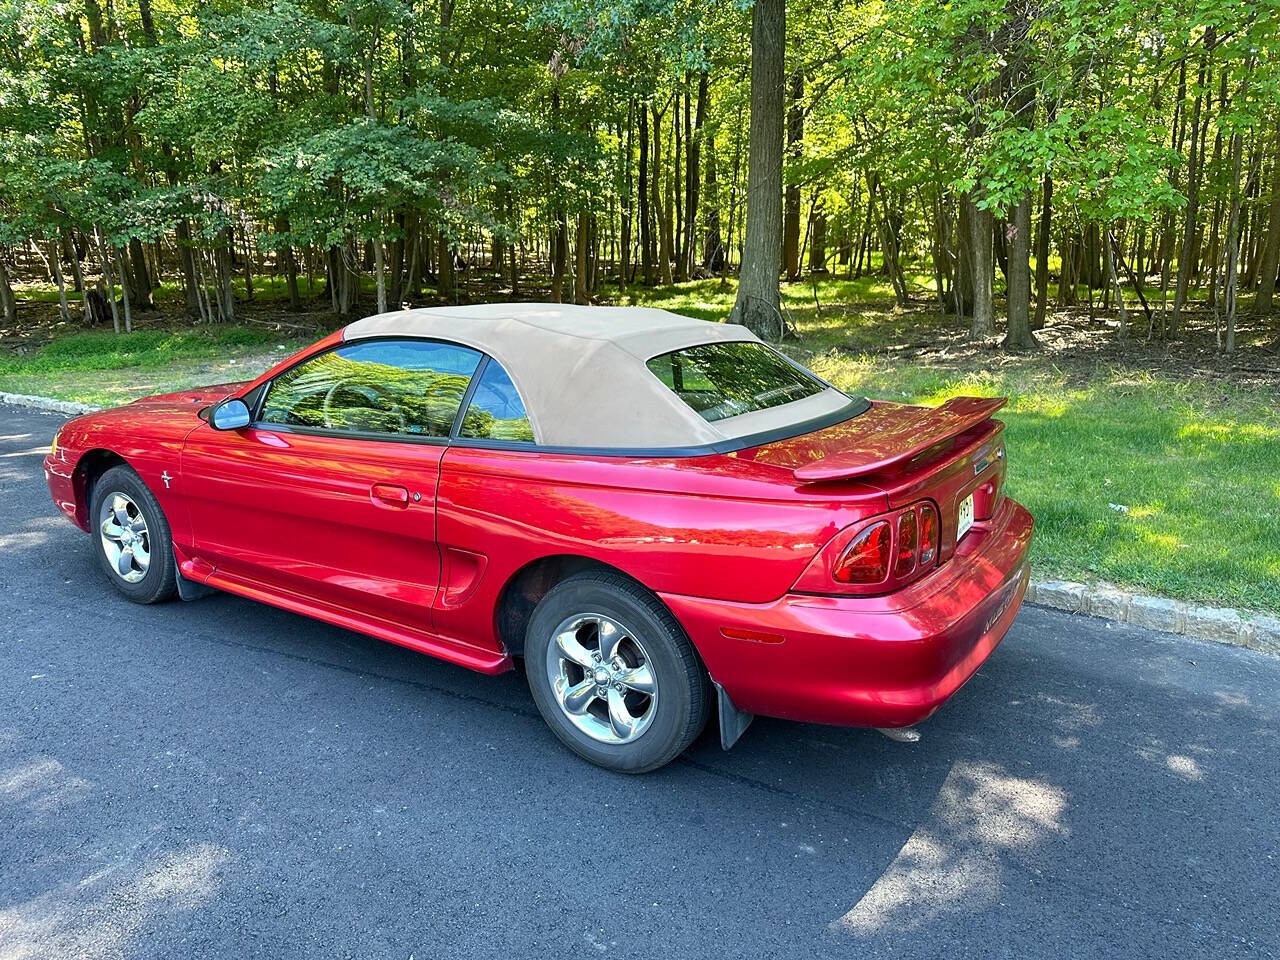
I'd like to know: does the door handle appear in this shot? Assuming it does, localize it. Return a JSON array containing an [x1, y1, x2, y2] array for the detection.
[[370, 483, 410, 508]]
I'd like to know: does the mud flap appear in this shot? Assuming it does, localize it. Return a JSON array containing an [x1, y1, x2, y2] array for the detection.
[[174, 554, 217, 601], [713, 680, 755, 750]]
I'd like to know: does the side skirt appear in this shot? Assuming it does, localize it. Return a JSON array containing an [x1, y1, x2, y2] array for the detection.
[[199, 565, 512, 675]]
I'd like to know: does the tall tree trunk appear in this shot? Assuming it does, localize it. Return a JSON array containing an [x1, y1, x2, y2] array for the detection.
[[639, 105, 653, 285], [1223, 110, 1247, 354], [782, 71, 803, 282], [1106, 229, 1129, 342], [373, 231, 387, 313], [703, 131, 724, 273], [652, 102, 673, 285], [128, 237, 153, 309], [438, 230, 455, 302], [550, 214, 567, 303], [173, 216, 201, 317], [216, 230, 235, 321], [621, 100, 634, 290], [673, 86, 685, 281], [1003, 197, 1039, 349], [966, 196, 994, 338], [1033, 172, 1052, 329], [49, 241, 71, 323], [682, 71, 708, 279], [117, 247, 134, 332], [809, 212, 827, 272], [0, 258, 16, 325], [574, 210, 590, 304], [1171, 30, 1213, 337], [731, 0, 785, 337]]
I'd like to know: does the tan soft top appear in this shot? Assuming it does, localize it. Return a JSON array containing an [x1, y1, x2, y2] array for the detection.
[[343, 303, 850, 448]]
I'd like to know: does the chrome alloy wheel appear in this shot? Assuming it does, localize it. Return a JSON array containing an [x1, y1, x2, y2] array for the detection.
[[98, 491, 151, 584], [546, 613, 658, 745]]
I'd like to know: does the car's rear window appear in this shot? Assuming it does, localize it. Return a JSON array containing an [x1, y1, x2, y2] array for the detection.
[[646, 342, 830, 422]]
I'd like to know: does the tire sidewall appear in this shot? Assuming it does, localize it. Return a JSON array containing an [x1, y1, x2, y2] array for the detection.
[[89, 465, 177, 604], [525, 576, 701, 773]]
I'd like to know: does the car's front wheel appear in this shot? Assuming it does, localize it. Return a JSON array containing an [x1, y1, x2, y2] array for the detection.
[[524, 571, 709, 773], [89, 464, 178, 604]]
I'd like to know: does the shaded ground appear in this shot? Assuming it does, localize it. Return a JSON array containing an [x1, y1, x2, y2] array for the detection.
[[1, 404, 1278, 959]]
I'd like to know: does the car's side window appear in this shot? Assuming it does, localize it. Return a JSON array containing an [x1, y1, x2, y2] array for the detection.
[[260, 339, 482, 439], [458, 360, 535, 443]]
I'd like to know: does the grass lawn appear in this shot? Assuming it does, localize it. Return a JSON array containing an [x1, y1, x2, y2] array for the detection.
[[0, 325, 315, 407], [2, 274, 1277, 613]]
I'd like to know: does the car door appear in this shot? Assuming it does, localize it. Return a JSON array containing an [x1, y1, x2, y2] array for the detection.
[[180, 337, 484, 634]]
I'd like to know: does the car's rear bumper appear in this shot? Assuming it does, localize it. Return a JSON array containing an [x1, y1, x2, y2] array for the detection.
[[662, 497, 1033, 728]]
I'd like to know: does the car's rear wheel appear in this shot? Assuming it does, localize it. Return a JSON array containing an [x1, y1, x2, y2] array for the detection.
[[89, 465, 178, 604], [524, 571, 708, 773]]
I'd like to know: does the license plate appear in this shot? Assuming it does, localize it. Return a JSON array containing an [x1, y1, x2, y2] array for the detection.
[[957, 494, 975, 541]]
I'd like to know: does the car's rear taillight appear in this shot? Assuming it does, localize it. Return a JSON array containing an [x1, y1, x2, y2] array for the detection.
[[793, 499, 943, 596], [832, 521, 890, 583], [894, 510, 917, 577], [918, 502, 939, 566]]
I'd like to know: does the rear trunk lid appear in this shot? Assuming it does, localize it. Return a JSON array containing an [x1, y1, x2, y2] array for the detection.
[[741, 396, 1009, 563]]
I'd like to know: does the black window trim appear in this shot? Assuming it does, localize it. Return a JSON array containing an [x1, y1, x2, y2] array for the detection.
[[238, 334, 870, 457]]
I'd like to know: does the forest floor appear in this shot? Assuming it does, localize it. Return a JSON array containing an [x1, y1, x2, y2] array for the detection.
[[3, 269, 1278, 612]]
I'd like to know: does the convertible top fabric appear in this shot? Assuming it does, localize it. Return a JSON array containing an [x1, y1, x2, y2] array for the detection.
[[342, 303, 850, 448]]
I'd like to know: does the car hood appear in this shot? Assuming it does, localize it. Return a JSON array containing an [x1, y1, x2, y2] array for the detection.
[[126, 381, 250, 413]]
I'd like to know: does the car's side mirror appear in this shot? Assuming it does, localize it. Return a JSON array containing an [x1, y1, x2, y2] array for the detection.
[[210, 398, 252, 431]]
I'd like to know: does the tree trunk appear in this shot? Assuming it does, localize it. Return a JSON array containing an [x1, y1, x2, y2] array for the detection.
[[682, 71, 708, 280], [550, 214, 567, 303], [639, 105, 653, 286], [574, 210, 590, 304], [1003, 196, 1039, 349], [174, 219, 201, 317], [703, 131, 723, 273], [966, 196, 994, 339], [93, 227, 121, 334], [782, 71, 803, 282], [1224, 126, 1246, 354], [216, 231, 235, 321], [731, 0, 785, 338], [809, 213, 827, 272], [1171, 31, 1213, 337], [1106, 229, 1129, 342], [438, 230, 455, 302], [128, 237, 153, 309], [1254, 126, 1280, 315], [49, 241, 71, 323], [0, 258, 16, 325], [621, 101, 634, 289], [117, 247, 134, 333], [373, 233, 387, 313], [653, 101, 673, 285], [1033, 172, 1052, 329]]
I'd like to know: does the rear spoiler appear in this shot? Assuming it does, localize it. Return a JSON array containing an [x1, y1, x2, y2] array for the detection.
[[793, 396, 1006, 483]]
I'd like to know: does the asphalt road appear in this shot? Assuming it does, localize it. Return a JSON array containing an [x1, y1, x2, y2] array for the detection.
[[1, 403, 1276, 960]]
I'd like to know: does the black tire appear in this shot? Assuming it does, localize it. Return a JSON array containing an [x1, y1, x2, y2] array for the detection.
[[88, 464, 178, 604], [524, 571, 709, 773]]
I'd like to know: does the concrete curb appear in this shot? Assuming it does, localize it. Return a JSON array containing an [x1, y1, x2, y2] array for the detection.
[[0, 392, 100, 416], [2, 392, 1275, 657], [1028, 578, 1279, 656]]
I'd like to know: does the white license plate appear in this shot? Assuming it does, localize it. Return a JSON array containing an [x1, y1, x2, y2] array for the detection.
[[957, 494, 975, 541]]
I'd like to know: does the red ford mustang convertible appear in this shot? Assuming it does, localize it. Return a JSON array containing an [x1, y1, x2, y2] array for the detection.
[[44, 304, 1031, 772]]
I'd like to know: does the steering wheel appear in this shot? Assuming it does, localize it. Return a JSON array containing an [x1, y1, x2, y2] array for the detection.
[[321, 380, 406, 433]]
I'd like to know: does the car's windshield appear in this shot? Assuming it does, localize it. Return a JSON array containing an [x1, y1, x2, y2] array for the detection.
[[645, 341, 837, 423]]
